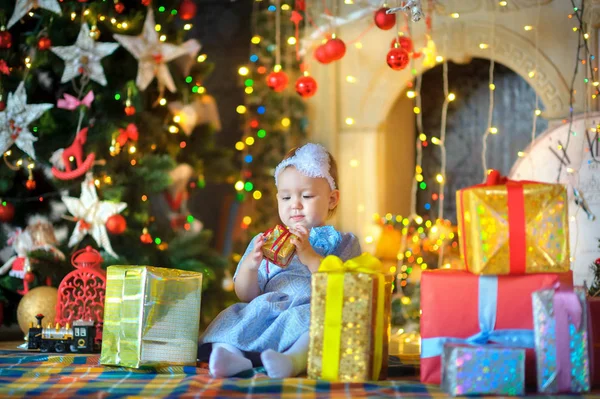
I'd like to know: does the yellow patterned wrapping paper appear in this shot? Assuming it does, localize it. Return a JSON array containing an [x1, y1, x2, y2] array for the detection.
[[456, 181, 570, 275], [100, 266, 202, 369], [262, 224, 296, 267], [307, 254, 392, 382]]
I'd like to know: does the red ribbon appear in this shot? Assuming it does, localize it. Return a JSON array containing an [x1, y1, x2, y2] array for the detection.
[[116, 123, 139, 147], [290, 11, 303, 61], [459, 169, 537, 274]]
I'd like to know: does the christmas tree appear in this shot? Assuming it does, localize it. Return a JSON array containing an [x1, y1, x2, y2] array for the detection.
[[588, 247, 600, 297], [0, 0, 237, 328], [231, 0, 308, 253]]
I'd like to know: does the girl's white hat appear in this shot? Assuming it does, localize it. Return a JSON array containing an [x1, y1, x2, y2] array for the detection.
[[274, 143, 336, 190]]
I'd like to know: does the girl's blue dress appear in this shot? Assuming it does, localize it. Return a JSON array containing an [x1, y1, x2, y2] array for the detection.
[[199, 225, 361, 353]]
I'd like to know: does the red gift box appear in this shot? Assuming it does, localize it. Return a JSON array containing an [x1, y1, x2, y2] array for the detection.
[[420, 269, 572, 385], [588, 297, 600, 388]]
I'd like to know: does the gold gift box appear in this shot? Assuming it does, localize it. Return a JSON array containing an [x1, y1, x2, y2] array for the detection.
[[262, 224, 296, 267], [456, 181, 569, 275], [308, 255, 392, 382], [100, 266, 202, 369]]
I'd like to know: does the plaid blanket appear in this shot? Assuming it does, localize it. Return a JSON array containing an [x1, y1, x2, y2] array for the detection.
[[0, 351, 595, 398]]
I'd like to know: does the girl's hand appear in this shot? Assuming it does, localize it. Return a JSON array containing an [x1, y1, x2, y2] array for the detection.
[[246, 234, 265, 271], [289, 225, 322, 272]]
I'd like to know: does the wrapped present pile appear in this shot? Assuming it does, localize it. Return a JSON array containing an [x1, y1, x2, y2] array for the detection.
[[420, 170, 591, 395]]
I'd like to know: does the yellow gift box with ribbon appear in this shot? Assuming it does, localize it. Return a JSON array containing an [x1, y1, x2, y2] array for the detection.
[[307, 253, 393, 382], [100, 266, 203, 369]]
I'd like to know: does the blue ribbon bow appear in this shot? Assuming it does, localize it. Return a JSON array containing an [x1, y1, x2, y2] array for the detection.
[[421, 276, 535, 358]]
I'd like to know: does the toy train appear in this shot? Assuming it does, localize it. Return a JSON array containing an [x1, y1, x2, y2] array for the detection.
[[27, 314, 100, 353]]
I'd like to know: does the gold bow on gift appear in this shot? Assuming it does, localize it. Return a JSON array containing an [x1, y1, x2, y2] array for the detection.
[[318, 253, 386, 381]]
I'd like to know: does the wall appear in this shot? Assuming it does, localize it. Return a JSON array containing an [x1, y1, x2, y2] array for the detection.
[[307, 0, 600, 249]]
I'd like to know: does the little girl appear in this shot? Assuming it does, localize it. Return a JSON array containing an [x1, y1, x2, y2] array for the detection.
[[199, 143, 361, 378]]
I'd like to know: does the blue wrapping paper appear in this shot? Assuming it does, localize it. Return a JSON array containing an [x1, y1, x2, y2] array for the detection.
[[441, 343, 525, 396]]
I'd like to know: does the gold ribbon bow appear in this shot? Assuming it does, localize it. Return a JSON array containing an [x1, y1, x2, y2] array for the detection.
[[318, 253, 386, 381]]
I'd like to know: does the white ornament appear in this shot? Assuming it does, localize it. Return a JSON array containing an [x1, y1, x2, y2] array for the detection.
[[510, 111, 600, 286], [168, 95, 221, 135], [62, 173, 127, 258], [8, 0, 62, 29], [0, 82, 53, 159], [51, 24, 119, 86], [113, 9, 200, 93], [387, 0, 424, 22], [0, 228, 33, 278]]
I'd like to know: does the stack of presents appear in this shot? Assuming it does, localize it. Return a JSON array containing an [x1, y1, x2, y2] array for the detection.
[[422, 170, 593, 395], [95, 169, 598, 395]]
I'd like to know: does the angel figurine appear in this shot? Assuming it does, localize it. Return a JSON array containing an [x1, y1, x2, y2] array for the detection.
[[0, 217, 65, 295]]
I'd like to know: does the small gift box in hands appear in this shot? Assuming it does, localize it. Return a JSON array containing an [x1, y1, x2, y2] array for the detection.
[[262, 224, 296, 268]]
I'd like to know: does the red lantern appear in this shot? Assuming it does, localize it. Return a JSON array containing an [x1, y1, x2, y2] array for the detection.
[[0, 202, 15, 222], [295, 76, 318, 98], [374, 8, 396, 30], [390, 36, 414, 53], [0, 30, 12, 49], [266, 70, 289, 92], [324, 37, 346, 61], [179, 0, 197, 20], [37, 36, 52, 51], [56, 246, 106, 341], [106, 214, 127, 235], [314, 44, 332, 64], [387, 47, 410, 71]]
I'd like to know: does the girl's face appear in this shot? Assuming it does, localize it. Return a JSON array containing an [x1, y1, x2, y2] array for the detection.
[[276, 166, 339, 229]]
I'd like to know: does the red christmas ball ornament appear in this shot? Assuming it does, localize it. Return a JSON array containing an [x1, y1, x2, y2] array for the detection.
[[324, 37, 346, 61], [314, 44, 332, 64], [140, 232, 153, 244], [106, 214, 127, 235], [390, 36, 414, 53], [0, 30, 12, 49], [266, 70, 289, 92], [595, 258, 600, 266], [25, 179, 36, 191], [295, 75, 318, 98], [37, 36, 52, 51], [374, 8, 396, 31], [124, 105, 136, 116], [179, 0, 197, 20], [142, 0, 151, 5], [115, 2, 125, 13], [24, 272, 35, 284], [0, 202, 15, 223], [386, 47, 410, 71]]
